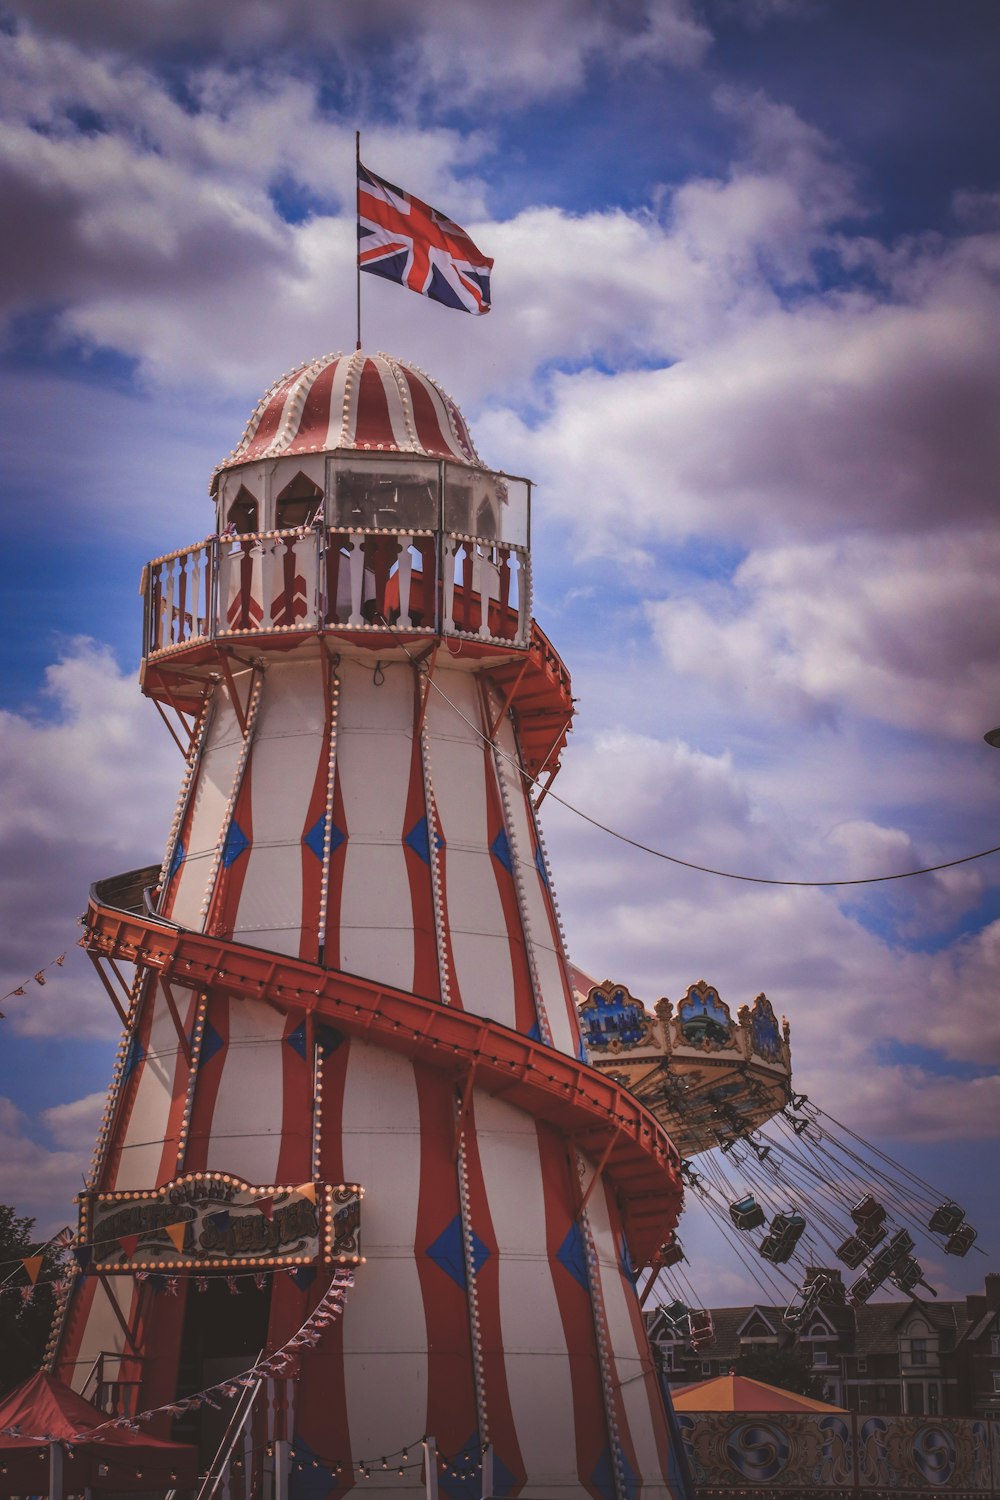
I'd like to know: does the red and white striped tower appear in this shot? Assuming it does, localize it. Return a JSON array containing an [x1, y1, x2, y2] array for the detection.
[[54, 350, 686, 1498]]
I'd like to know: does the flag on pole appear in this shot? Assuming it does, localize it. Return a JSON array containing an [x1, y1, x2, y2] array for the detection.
[[358, 162, 493, 315]]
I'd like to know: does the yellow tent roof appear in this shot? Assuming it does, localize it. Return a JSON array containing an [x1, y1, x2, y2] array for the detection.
[[670, 1372, 847, 1414]]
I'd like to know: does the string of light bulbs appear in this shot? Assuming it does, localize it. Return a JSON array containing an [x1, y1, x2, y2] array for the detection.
[[392, 629, 1000, 889]]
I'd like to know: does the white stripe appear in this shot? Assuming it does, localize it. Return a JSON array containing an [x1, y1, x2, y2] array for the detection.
[[425, 671, 518, 1028], [340, 1044, 426, 1459], [114, 980, 186, 1188], [373, 354, 415, 450], [170, 692, 243, 929], [234, 664, 326, 956], [336, 658, 415, 989], [589, 1174, 673, 1495], [325, 356, 353, 452], [208, 998, 287, 1183], [495, 712, 577, 1057], [474, 1091, 577, 1494]]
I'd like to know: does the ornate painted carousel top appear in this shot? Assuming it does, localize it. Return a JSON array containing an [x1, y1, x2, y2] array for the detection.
[[574, 973, 792, 1157]]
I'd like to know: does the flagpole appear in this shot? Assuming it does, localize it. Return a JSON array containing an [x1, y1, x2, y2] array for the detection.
[[355, 129, 362, 351]]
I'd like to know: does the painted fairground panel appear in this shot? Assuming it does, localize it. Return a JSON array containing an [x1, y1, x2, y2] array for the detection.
[[855, 1415, 994, 1492], [79, 1174, 363, 1271], [676, 1411, 1000, 1494], [577, 975, 793, 1156]]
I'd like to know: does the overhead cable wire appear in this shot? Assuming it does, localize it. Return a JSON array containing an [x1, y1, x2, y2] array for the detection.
[[392, 628, 1000, 889]]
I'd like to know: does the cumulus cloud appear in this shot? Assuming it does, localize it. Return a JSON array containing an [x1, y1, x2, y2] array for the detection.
[[0, 1096, 91, 1232], [648, 530, 1000, 738], [0, 639, 175, 1040]]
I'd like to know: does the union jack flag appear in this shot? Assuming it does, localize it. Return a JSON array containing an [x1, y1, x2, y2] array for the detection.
[[358, 162, 493, 315]]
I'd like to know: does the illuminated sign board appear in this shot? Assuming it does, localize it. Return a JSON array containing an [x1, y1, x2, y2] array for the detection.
[[79, 1173, 363, 1271]]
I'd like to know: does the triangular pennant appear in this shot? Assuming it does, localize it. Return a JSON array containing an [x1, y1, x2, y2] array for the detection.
[[165, 1222, 187, 1253], [257, 1198, 274, 1221], [119, 1234, 140, 1258], [56, 954, 66, 966], [13, 987, 25, 997], [34, 972, 47, 986], [296, 1183, 317, 1204], [72, 1245, 92, 1272], [208, 1209, 230, 1232], [22, 1255, 44, 1284]]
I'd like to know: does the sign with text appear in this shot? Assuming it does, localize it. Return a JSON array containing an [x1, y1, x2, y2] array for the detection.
[[79, 1173, 363, 1271]]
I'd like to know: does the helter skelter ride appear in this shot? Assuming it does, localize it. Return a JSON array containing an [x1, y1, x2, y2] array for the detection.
[[45, 349, 979, 1498], [49, 349, 693, 1499]]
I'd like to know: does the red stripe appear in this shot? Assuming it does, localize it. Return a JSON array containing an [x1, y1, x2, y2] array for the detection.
[[275, 1010, 314, 1183], [600, 1179, 674, 1485], [352, 360, 395, 448], [536, 1125, 609, 1498], [154, 984, 201, 1183], [401, 366, 460, 460], [459, 1100, 526, 1490], [206, 757, 254, 940], [183, 995, 230, 1171], [242, 371, 301, 460], [326, 764, 349, 971], [482, 737, 538, 1037], [299, 660, 333, 964], [413, 1065, 479, 1463], [287, 357, 341, 453], [403, 725, 441, 1001]]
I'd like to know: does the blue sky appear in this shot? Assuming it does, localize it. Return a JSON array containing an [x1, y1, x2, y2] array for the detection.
[[1, 0, 998, 1306]]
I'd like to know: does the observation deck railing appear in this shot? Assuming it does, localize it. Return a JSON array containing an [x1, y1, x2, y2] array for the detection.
[[142, 525, 531, 660]]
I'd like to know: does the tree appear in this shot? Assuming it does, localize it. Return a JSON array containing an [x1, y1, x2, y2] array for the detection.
[[0, 1204, 67, 1397], [734, 1345, 831, 1401]]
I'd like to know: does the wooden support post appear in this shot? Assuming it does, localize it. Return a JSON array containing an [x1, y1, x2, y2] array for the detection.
[[274, 1438, 291, 1500], [576, 1128, 621, 1220], [485, 657, 529, 742], [218, 651, 249, 736], [87, 953, 130, 1028], [49, 1440, 65, 1500], [152, 696, 189, 757], [160, 979, 193, 1065], [98, 1274, 139, 1352], [638, 1262, 663, 1310], [532, 758, 562, 811], [423, 1437, 440, 1500]]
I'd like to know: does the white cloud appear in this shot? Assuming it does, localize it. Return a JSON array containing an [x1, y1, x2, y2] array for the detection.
[[0, 640, 175, 1040], [0, 1096, 90, 1233]]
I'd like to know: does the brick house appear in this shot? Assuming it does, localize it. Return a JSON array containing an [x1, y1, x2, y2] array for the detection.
[[648, 1270, 1000, 1418]]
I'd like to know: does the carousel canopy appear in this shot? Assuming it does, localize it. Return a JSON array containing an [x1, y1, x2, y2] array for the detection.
[[670, 1373, 846, 1414]]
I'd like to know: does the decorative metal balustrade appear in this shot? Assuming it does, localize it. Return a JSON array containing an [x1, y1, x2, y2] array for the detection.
[[142, 525, 531, 659]]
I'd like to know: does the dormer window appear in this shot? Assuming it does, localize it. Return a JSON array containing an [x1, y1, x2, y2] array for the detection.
[[276, 471, 323, 530], [227, 485, 259, 534]]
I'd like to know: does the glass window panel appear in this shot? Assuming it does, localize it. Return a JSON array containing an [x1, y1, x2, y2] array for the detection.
[[329, 456, 439, 531], [444, 465, 529, 547]]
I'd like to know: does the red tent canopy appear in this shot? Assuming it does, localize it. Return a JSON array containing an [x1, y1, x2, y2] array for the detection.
[[0, 1371, 198, 1494]]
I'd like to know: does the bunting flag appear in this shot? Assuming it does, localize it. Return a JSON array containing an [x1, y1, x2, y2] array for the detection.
[[33, 972, 47, 986], [21, 1255, 44, 1284], [119, 1234, 140, 1259], [257, 1197, 274, 1221], [296, 1183, 317, 1204], [166, 1222, 187, 1252], [2, 951, 70, 1012], [71, 1245, 92, 1272]]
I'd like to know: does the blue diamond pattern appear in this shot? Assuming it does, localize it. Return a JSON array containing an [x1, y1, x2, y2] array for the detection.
[[289, 1435, 335, 1500], [590, 1446, 638, 1500], [222, 820, 249, 868], [490, 828, 512, 873], [122, 1035, 145, 1083], [527, 1021, 542, 1043], [199, 1020, 224, 1065], [439, 1433, 487, 1500], [426, 1214, 490, 1290], [535, 844, 549, 887], [405, 815, 443, 865], [303, 814, 345, 862], [286, 1021, 344, 1059], [168, 840, 185, 880], [620, 1232, 637, 1285], [556, 1220, 589, 1291]]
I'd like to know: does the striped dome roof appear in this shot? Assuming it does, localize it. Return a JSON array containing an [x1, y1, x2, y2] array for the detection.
[[213, 350, 482, 487]]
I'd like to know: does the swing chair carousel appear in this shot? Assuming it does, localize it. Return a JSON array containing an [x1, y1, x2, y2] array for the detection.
[[575, 975, 792, 1158], [575, 975, 982, 1349]]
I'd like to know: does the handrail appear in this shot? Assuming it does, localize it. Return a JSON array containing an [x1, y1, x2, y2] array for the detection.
[[83, 887, 683, 1265]]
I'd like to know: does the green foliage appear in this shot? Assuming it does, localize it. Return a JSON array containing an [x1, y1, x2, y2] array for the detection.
[[734, 1345, 831, 1401], [0, 1204, 66, 1397]]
